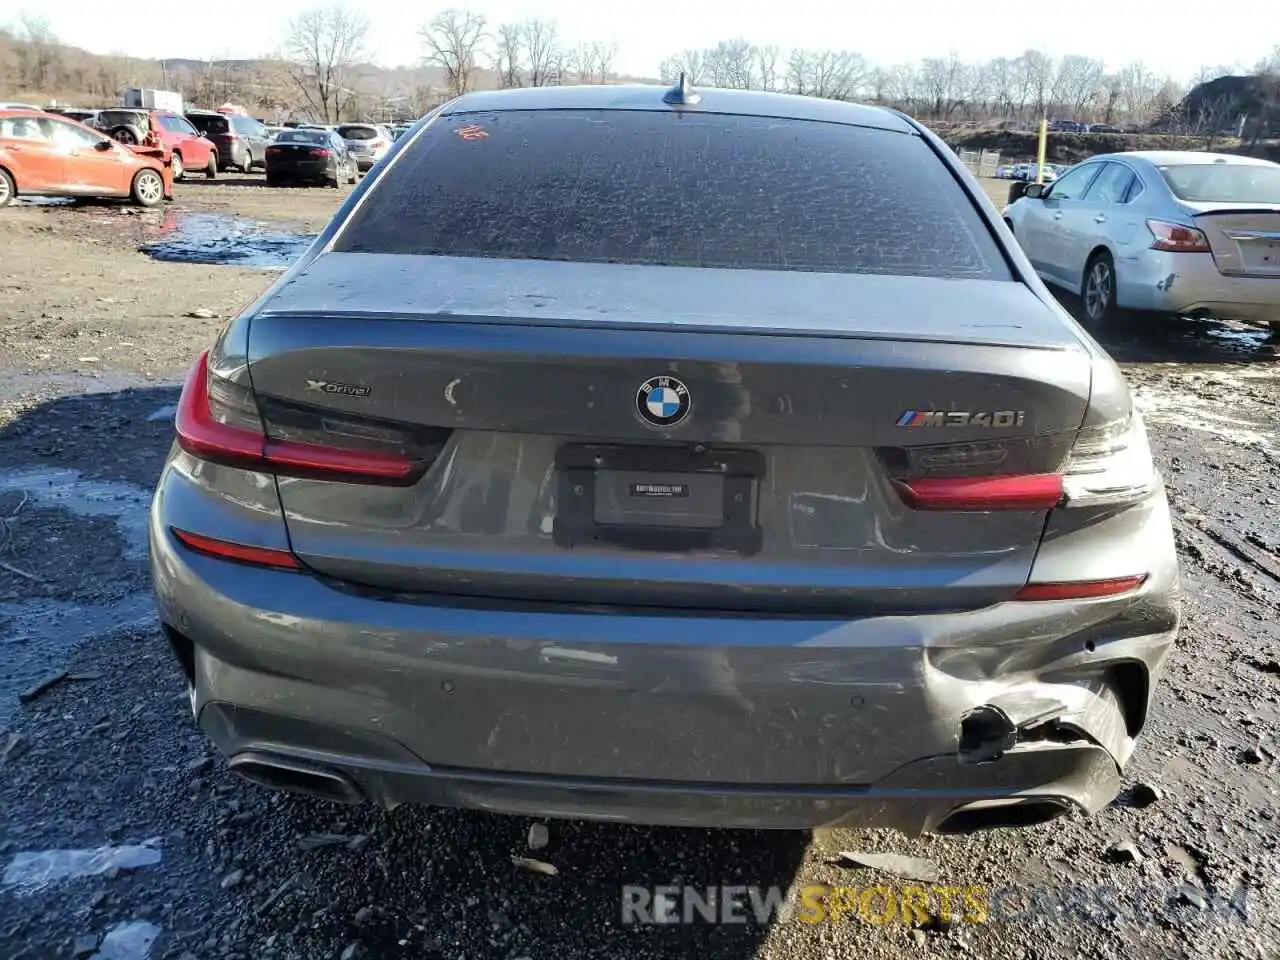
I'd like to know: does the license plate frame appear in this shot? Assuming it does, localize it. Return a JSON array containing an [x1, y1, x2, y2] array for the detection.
[[553, 444, 764, 555]]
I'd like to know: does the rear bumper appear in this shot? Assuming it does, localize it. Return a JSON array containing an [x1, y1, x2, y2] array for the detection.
[[150, 462, 1180, 832], [1117, 249, 1280, 322]]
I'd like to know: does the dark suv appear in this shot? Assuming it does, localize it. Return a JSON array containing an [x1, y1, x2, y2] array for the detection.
[[186, 111, 271, 172]]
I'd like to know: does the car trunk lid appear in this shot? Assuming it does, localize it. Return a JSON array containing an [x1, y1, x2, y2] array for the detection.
[[1188, 205, 1280, 277], [245, 253, 1091, 615]]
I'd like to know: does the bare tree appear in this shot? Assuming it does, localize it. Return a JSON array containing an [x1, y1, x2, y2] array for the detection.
[[594, 40, 617, 84], [705, 39, 755, 90], [493, 22, 523, 88], [918, 53, 971, 118], [659, 49, 705, 85], [283, 6, 369, 123], [754, 44, 780, 92], [17, 12, 58, 91], [787, 49, 867, 100], [523, 19, 561, 87], [570, 41, 616, 84], [1117, 61, 1162, 125], [419, 8, 487, 99]]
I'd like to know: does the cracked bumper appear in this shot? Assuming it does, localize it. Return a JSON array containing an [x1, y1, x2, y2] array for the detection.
[[152, 526, 1178, 834]]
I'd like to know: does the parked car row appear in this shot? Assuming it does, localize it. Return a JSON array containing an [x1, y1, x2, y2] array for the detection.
[[0, 107, 170, 206], [0, 104, 413, 204], [995, 162, 1069, 181]]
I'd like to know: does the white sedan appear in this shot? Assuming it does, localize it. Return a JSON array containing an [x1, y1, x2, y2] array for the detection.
[[1003, 151, 1280, 327]]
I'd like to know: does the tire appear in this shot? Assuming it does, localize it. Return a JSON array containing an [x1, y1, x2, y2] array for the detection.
[[327, 171, 340, 189], [0, 168, 13, 206], [111, 125, 142, 146], [266, 173, 281, 187], [171, 152, 184, 181], [1081, 250, 1120, 325], [346, 163, 357, 185], [205, 152, 217, 179], [130, 169, 164, 207]]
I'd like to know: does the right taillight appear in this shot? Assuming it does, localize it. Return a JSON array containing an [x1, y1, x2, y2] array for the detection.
[[175, 350, 426, 485], [1146, 219, 1211, 253], [1061, 411, 1158, 507]]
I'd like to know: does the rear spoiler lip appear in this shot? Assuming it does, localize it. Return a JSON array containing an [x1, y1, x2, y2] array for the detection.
[[251, 308, 1084, 353], [1189, 206, 1280, 217]]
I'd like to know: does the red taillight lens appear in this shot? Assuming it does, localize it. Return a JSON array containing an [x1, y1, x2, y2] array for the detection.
[[1146, 220, 1211, 253], [171, 528, 301, 570], [894, 474, 1064, 511], [309, 147, 331, 157], [175, 350, 422, 484], [1014, 575, 1147, 601]]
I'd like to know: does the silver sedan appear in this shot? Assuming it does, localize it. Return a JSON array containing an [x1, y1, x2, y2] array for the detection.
[[1004, 151, 1280, 327]]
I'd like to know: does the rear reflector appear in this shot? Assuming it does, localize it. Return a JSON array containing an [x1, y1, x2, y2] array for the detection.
[[171, 528, 301, 570], [176, 350, 423, 484], [894, 474, 1064, 511], [1014, 575, 1147, 601]]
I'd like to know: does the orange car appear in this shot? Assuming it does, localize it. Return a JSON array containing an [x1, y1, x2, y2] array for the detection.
[[0, 109, 171, 207]]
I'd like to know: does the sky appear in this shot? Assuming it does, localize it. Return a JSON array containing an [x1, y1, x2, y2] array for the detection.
[[10, 0, 1280, 80]]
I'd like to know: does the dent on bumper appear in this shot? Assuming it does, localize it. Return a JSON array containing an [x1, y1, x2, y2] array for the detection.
[[154, 554, 1177, 831], [1119, 250, 1280, 320]]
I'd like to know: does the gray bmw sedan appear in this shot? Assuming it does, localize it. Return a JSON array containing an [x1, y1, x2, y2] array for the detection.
[[149, 82, 1179, 835]]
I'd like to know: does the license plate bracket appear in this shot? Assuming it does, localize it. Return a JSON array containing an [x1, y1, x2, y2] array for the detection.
[[554, 444, 764, 555]]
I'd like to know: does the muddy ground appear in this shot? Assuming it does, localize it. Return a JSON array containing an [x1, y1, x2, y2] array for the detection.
[[1, 175, 1279, 960]]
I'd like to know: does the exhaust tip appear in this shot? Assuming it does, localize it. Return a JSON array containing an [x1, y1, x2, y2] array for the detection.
[[229, 752, 364, 805], [935, 798, 1070, 834]]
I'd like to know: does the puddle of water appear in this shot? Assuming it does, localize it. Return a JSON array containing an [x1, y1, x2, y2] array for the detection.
[[0, 468, 157, 726], [1104, 316, 1277, 365], [3, 840, 162, 894], [140, 212, 316, 269], [0, 467, 151, 559], [15, 196, 76, 207], [92, 921, 162, 960]]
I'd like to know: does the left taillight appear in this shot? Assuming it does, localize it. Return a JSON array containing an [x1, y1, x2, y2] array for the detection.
[[175, 350, 425, 485]]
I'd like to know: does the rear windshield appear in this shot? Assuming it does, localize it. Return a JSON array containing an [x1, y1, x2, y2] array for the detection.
[[276, 130, 328, 144], [97, 110, 146, 128], [1158, 163, 1280, 204], [335, 110, 1009, 279], [338, 125, 378, 139], [190, 115, 229, 134]]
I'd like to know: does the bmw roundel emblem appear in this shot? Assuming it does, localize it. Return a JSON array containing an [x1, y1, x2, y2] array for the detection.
[[636, 375, 691, 428]]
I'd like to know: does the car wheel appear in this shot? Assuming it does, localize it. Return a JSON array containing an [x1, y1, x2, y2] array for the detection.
[[171, 152, 184, 181], [205, 152, 218, 179], [1082, 251, 1120, 324], [0, 167, 14, 206], [327, 172, 341, 189], [347, 163, 357, 185], [131, 169, 164, 208], [111, 126, 141, 146]]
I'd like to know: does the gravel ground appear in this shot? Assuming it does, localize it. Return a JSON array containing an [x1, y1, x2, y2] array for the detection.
[[1, 176, 1279, 960]]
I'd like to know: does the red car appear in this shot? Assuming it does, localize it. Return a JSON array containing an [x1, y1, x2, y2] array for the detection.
[[0, 108, 171, 206], [94, 108, 218, 181]]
